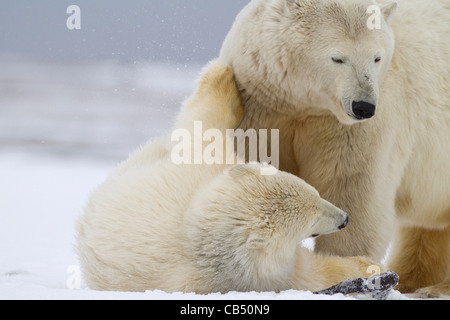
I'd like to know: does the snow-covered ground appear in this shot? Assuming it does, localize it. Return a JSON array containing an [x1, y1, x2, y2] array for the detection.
[[0, 58, 411, 300]]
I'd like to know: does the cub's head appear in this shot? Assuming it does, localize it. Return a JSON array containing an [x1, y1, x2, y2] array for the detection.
[[187, 163, 348, 292], [195, 164, 348, 249], [222, 0, 397, 125]]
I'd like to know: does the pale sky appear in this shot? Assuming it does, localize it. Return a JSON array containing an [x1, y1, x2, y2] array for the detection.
[[0, 0, 248, 63]]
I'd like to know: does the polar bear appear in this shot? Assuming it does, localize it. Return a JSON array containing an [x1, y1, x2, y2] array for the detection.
[[76, 61, 381, 294], [219, 0, 450, 297]]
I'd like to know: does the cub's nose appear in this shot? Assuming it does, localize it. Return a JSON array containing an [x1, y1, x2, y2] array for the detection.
[[338, 215, 349, 230], [352, 101, 376, 120]]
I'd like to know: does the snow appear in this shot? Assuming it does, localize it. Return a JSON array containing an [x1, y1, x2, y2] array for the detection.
[[0, 58, 413, 300]]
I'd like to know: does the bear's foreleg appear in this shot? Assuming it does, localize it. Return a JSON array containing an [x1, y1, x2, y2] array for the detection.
[[294, 248, 386, 292], [309, 152, 398, 261], [174, 60, 243, 133]]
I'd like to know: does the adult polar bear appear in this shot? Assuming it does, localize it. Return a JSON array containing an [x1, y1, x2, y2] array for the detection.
[[220, 0, 450, 297], [77, 61, 381, 293]]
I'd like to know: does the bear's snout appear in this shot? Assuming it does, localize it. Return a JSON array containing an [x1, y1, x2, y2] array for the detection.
[[352, 101, 376, 120], [338, 215, 349, 230]]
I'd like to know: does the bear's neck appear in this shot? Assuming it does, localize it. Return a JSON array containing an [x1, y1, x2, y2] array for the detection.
[[237, 79, 334, 128]]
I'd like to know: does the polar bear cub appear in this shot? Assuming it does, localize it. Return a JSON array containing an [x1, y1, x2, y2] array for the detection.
[[76, 61, 378, 293]]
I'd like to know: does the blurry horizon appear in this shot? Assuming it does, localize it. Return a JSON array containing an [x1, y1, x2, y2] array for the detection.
[[0, 1, 248, 64], [0, 1, 249, 161]]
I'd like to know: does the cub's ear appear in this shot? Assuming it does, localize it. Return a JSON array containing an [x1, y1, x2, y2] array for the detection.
[[246, 233, 269, 249], [226, 164, 260, 178], [285, 0, 315, 16], [285, 0, 307, 12], [380, 0, 398, 24], [285, 0, 297, 11]]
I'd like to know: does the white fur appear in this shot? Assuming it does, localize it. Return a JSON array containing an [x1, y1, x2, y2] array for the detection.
[[219, 0, 450, 296], [76, 61, 380, 293], [77, 62, 371, 293]]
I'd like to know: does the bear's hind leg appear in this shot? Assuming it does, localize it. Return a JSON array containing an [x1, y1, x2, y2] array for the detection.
[[388, 226, 449, 297]]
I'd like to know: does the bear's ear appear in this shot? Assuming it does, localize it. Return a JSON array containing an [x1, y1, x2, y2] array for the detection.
[[285, 0, 298, 12], [285, 0, 311, 12], [380, 1, 398, 24], [226, 164, 260, 178], [285, 0, 316, 17], [285, 0, 310, 13], [246, 233, 269, 249]]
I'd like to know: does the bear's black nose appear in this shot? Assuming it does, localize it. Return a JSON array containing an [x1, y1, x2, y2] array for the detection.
[[352, 101, 376, 120], [338, 216, 349, 230]]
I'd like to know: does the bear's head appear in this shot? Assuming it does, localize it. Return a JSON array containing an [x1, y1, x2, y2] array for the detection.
[[189, 163, 348, 253], [221, 164, 349, 244], [220, 0, 397, 125], [186, 163, 348, 292]]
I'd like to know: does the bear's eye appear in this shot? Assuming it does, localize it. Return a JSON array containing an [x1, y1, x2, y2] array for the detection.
[[375, 57, 382, 63], [332, 57, 345, 64]]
